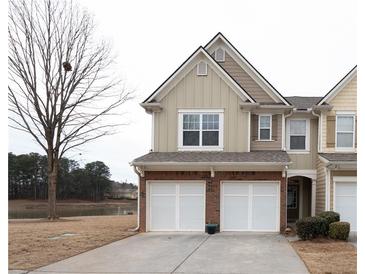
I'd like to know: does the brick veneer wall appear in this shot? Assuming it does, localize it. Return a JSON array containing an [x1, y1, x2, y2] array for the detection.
[[138, 171, 287, 233]]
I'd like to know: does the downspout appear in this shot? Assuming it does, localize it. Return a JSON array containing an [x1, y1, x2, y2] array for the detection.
[[130, 165, 141, 232]]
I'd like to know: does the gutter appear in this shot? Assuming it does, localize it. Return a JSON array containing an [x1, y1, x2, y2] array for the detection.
[[131, 161, 292, 167], [311, 108, 322, 152]]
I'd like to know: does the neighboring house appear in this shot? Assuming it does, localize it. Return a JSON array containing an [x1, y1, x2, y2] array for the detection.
[[131, 33, 357, 233]]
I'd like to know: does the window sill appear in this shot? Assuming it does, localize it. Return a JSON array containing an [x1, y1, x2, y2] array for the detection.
[[335, 148, 356, 152], [178, 147, 224, 152], [254, 139, 276, 142], [287, 150, 310, 155]]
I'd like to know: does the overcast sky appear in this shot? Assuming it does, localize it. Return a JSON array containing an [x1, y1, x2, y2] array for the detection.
[[8, 0, 356, 184]]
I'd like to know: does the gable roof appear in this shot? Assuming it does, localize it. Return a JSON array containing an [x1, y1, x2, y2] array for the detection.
[[317, 66, 357, 105], [205, 32, 291, 106], [286, 96, 322, 110], [143, 47, 255, 104]]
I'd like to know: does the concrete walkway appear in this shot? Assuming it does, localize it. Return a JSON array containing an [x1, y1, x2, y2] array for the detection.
[[25, 232, 308, 274]]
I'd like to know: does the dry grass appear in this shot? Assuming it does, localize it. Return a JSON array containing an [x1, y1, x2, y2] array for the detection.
[[9, 215, 137, 270], [291, 238, 357, 274]]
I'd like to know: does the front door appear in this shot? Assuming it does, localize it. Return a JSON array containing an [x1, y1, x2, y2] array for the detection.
[[287, 184, 299, 222]]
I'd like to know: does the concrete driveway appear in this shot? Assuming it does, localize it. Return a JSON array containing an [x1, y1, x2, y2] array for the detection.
[[29, 232, 308, 274]]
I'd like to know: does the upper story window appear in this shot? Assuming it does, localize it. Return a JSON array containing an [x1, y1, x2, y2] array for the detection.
[[214, 47, 225, 62], [287, 119, 309, 151], [258, 114, 272, 141], [336, 114, 355, 149], [178, 110, 223, 150]]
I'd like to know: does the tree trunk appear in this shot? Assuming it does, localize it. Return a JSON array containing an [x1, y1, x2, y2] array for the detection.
[[47, 154, 59, 220]]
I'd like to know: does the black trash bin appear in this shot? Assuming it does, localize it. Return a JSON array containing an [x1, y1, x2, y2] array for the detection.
[[206, 224, 218, 234]]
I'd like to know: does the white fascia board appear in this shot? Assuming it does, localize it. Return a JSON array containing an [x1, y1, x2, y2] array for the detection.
[[131, 161, 292, 167], [317, 67, 357, 105], [205, 33, 290, 106], [145, 47, 255, 104]]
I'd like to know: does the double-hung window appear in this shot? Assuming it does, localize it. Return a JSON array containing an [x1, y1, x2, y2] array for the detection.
[[336, 114, 355, 149], [287, 119, 308, 151], [258, 114, 272, 140], [179, 110, 223, 150]]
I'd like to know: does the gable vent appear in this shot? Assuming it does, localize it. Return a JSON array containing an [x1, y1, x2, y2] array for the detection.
[[215, 47, 225, 62], [197, 61, 208, 76]]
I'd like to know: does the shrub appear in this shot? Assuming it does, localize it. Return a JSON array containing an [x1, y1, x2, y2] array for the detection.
[[318, 211, 340, 234], [329, 222, 350, 240], [296, 216, 327, 240]]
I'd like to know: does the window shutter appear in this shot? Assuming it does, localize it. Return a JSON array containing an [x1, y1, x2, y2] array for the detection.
[[251, 114, 258, 141], [355, 117, 357, 147], [326, 116, 336, 148], [272, 114, 278, 141]]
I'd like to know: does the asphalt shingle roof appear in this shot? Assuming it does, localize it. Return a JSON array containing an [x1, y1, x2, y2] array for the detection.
[[319, 153, 357, 162], [285, 96, 322, 109], [132, 151, 291, 164]]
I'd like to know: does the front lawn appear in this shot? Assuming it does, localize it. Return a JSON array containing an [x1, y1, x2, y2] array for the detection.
[[291, 238, 356, 274], [9, 215, 137, 270]]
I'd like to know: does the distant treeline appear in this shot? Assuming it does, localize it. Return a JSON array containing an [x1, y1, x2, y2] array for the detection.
[[8, 152, 136, 201]]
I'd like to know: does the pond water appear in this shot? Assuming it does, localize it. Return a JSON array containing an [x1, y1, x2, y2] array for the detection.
[[9, 202, 137, 219]]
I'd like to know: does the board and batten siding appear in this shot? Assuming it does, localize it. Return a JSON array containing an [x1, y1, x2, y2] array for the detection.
[[288, 118, 318, 169], [154, 65, 249, 152], [219, 53, 276, 103], [321, 76, 357, 153], [250, 114, 282, 150], [316, 157, 326, 214]]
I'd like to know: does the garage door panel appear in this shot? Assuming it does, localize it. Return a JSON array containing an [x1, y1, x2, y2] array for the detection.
[[253, 183, 277, 195], [180, 183, 204, 195], [336, 182, 357, 196], [222, 182, 279, 232], [150, 196, 176, 230], [223, 183, 249, 195], [151, 183, 176, 195], [252, 196, 278, 230], [150, 182, 205, 231], [179, 196, 204, 230], [223, 196, 249, 230]]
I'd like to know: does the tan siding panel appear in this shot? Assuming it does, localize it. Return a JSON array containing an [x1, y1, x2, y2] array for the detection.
[[154, 65, 249, 152], [250, 114, 282, 150], [289, 119, 318, 169], [316, 157, 326, 214]]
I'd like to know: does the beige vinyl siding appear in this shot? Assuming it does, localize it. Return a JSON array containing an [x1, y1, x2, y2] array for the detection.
[[316, 157, 326, 214], [219, 53, 276, 103], [322, 76, 357, 152], [288, 118, 318, 169], [330, 170, 357, 210], [250, 114, 282, 150], [154, 65, 249, 152]]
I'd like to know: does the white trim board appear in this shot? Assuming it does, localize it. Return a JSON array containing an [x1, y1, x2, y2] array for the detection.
[[317, 66, 357, 105]]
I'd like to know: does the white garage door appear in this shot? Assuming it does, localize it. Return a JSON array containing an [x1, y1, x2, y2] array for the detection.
[[221, 182, 279, 232], [149, 182, 205, 231], [335, 181, 357, 231]]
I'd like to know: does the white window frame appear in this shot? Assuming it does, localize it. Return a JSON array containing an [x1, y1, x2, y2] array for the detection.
[[286, 118, 310, 153], [178, 109, 224, 151], [335, 112, 356, 151], [214, 47, 225, 62], [258, 114, 272, 141]]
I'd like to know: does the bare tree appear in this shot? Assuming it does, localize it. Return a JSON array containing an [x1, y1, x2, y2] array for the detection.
[[8, 0, 132, 219]]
